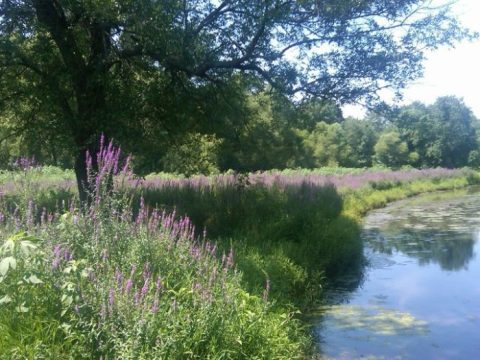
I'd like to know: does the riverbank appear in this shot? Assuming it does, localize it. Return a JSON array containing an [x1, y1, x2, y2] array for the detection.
[[1, 166, 479, 357]]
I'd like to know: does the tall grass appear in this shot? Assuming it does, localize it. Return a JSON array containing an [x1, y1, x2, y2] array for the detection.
[[0, 144, 310, 359], [2, 149, 479, 357]]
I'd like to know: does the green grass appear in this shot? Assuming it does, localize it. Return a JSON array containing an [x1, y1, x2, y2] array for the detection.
[[1, 165, 479, 358], [0, 185, 311, 359]]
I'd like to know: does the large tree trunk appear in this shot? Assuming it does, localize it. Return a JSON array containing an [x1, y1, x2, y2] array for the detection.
[[31, 0, 110, 204], [74, 133, 114, 205]]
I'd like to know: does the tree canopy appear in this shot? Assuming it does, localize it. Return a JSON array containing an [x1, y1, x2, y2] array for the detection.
[[0, 0, 472, 200]]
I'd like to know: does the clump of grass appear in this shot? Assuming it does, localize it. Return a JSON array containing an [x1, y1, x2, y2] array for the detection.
[[0, 141, 310, 359]]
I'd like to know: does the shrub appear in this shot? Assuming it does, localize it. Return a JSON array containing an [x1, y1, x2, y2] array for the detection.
[[0, 140, 310, 359]]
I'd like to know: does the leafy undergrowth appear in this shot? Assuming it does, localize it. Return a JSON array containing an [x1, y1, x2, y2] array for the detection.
[[1, 154, 479, 358], [343, 173, 480, 220], [0, 146, 311, 359]]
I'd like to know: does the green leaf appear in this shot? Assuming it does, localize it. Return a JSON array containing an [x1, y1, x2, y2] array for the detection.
[[0, 257, 17, 276], [20, 241, 38, 254], [16, 304, 29, 313], [0, 295, 12, 304], [1, 239, 15, 254], [27, 275, 43, 284], [61, 294, 73, 306]]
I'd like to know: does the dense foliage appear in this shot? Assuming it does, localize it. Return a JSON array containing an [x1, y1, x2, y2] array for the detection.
[[2, 144, 479, 357], [0, 143, 312, 359], [0, 0, 471, 199]]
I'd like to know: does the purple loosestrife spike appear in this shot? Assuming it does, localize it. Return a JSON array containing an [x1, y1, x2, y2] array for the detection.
[[52, 257, 61, 270], [221, 253, 226, 268], [53, 245, 62, 257], [141, 278, 150, 299], [100, 303, 107, 320], [155, 277, 162, 292], [142, 262, 151, 279], [151, 298, 159, 313], [226, 248, 234, 269], [113, 147, 120, 174], [109, 288, 115, 307], [63, 249, 72, 261], [115, 269, 123, 288], [124, 279, 133, 294], [121, 155, 131, 175], [134, 289, 141, 306]]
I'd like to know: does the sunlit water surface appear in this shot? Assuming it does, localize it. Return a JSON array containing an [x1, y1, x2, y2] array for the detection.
[[314, 189, 480, 359]]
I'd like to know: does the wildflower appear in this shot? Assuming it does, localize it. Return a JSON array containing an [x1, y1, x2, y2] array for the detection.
[[155, 277, 162, 292], [134, 289, 141, 306], [226, 248, 234, 269], [140, 278, 149, 299], [151, 298, 159, 314], [115, 269, 123, 288], [52, 245, 62, 270], [124, 278, 133, 294], [108, 288, 115, 307]]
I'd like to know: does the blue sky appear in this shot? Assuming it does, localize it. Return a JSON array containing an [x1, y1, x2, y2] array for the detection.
[[343, 0, 480, 118]]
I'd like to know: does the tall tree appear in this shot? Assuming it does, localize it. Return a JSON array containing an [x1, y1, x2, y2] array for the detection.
[[0, 0, 471, 201], [391, 97, 478, 168]]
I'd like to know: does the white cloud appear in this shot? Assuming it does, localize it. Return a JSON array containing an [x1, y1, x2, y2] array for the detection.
[[343, 0, 480, 118]]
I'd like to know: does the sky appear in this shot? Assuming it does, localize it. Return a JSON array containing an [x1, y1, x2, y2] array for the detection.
[[343, 0, 480, 118]]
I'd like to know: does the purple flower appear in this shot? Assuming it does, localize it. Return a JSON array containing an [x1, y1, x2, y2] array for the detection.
[[14, 156, 37, 171], [151, 298, 159, 313], [134, 289, 141, 306], [140, 278, 150, 299], [115, 269, 123, 288], [108, 288, 115, 307], [124, 278, 133, 294], [155, 277, 162, 292]]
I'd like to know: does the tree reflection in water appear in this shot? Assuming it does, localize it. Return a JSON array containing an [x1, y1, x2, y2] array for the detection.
[[365, 228, 476, 271]]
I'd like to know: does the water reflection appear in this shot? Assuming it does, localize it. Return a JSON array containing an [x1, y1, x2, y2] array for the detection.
[[315, 189, 480, 359], [365, 228, 476, 271]]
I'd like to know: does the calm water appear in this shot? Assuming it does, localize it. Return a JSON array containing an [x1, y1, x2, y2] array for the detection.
[[315, 189, 480, 359]]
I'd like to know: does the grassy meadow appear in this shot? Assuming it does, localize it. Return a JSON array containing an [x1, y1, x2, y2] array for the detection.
[[1, 151, 479, 358]]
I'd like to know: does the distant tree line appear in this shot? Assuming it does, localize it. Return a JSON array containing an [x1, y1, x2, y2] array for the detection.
[[156, 94, 479, 174], [2, 89, 478, 174]]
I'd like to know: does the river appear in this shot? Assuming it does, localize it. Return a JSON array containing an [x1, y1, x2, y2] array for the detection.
[[314, 188, 480, 359]]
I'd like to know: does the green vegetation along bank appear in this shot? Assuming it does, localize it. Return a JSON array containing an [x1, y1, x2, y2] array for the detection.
[[1, 159, 479, 358]]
